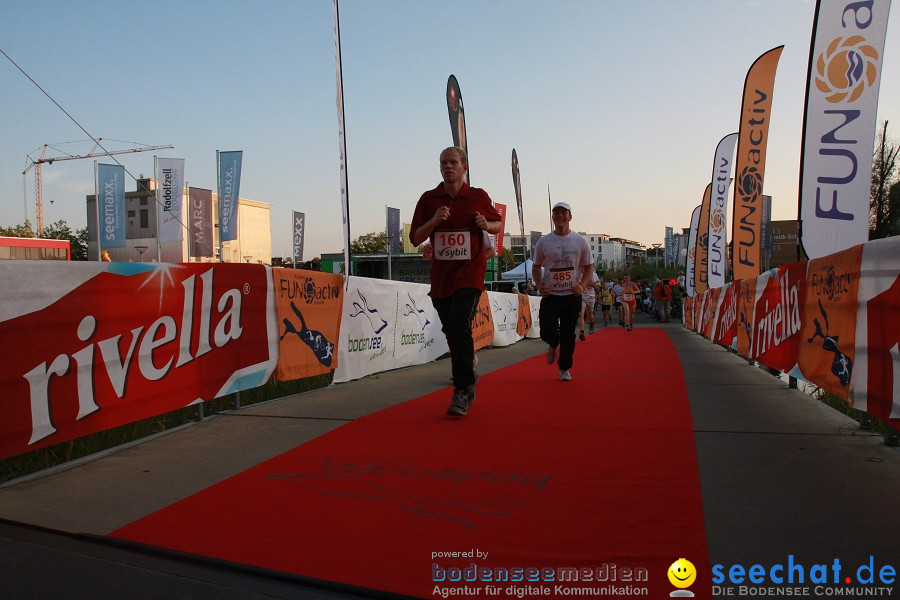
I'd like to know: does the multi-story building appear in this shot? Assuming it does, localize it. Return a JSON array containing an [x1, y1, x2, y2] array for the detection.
[[86, 178, 271, 264]]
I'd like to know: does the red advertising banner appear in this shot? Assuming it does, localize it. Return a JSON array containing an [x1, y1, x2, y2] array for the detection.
[[495, 203, 507, 256], [737, 277, 758, 358], [851, 237, 900, 426], [753, 262, 807, 372], [472, 292, 494, 351], [712, 280, 741, 348], [0, 262, 277, 459], [798, 245, 862, 400], [273, 269, 343, 381]]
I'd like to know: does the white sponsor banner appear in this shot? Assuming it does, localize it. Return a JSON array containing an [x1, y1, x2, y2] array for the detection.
[[486, 291, 522, 347], [333, 277, 447, 384], [708, 133, 738, 289], [156, 158, 185, 243], [685, 205, 701, 297], [851, 236, 900, 416], [799, 0, 892, 259], [526, 295, 542, 339]]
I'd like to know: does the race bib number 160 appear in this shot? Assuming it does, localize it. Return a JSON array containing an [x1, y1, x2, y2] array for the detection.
[[434, 230, 472, 260]]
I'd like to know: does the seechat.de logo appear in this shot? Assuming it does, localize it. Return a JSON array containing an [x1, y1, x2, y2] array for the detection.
[[815, 36, 879, 103]]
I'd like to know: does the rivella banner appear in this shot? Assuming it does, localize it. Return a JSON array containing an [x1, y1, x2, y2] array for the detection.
[[732, 46, 783, 281], [798, 0, 893, 260], [157, 157, 185, 243], [217, 150, 243, 242], [0, 262, 277, 459], [708, 133, 738, 289], [96, 163, 126, 250]]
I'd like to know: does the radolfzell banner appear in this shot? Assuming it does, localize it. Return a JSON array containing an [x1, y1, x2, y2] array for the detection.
[[189, 187, 214, 258], [273, 269, 342, 381], [157, 157, 185, 243], [798, 0, 893, 260], [695, 185, 712, 294], [732, 46, 783, 280], [217, 150, 243, 243], [386, 207, 401, 254], [0, 262, 277, 459], [708, 133, 738, 289], [487, 291, 521, 347], [495, 203, 507, 256], [96, 163, 126, 250]]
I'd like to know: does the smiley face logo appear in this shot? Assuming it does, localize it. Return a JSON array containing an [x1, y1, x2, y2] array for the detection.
[[668, 558, 696, 589]]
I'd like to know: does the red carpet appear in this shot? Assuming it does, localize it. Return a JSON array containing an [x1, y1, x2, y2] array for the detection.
[[112, 326, 710, 598]]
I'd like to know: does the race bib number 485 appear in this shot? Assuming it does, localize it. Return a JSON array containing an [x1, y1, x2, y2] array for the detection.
[[549, 267, 576, 291], [434, 230, 472, 260]]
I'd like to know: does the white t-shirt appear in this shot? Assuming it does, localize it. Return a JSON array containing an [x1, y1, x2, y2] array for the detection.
[[533, 231, 592, 296]]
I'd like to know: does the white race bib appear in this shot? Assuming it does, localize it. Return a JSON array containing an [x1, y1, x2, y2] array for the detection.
[[548, 266, 576, 291], [434, 230, 472, 260]]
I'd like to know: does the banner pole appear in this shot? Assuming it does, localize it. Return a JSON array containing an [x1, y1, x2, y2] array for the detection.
[[94, 161, 101, 261]]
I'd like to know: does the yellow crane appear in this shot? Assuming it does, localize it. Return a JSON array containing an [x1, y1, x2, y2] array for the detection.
[[22, 139, 173, 235]]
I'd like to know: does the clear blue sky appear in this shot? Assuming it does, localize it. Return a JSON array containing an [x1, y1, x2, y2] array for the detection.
[[1, 0, 897, 260]]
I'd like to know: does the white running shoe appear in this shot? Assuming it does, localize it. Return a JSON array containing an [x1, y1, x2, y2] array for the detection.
[[559, 370, 572, 381], [546, 345, 558, 364]]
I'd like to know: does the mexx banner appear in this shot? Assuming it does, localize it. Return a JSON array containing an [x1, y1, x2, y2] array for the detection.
[[708, 133, 738, 289], [695, 184, 712, 294], [685, 205, 701, 297], [217, 150, 243, 243], [293, 211, 306, 264], [273, 269, 343, 381], [798, 0, 893, 260], [156, 157, 185, 243], [512, 149, 525, 236], [732, 46, 783, 281], [96, 163, 126, 250], [189, 187, 214, 258], [446, 74, 469, 182]]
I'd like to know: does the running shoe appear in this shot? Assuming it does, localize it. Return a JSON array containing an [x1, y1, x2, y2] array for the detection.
[[589, 323, 594, 333], [546, 345, 558, 364], [579, 331, 585, 342], [446, 390, 469, 416], [559, 370, 572, 381]]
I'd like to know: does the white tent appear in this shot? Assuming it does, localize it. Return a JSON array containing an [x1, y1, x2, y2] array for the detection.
[[500, 259, 535, 280]]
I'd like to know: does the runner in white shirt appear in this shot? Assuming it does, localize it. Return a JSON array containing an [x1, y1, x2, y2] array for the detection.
[[532, 202, 594, 382], [578, 270, 600, 340]]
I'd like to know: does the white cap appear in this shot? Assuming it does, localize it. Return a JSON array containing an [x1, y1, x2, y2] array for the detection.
[[552, 201, 571, 212]]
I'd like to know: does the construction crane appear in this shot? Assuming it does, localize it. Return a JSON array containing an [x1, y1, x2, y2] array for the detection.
[[22, 139, 173, 235]]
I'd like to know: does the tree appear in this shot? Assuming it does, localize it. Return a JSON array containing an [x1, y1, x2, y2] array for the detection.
[[0, 221, 35, 238], [350, 231, 388, 254], [41, 220, 89, 261], [870, 120, 899, 239]]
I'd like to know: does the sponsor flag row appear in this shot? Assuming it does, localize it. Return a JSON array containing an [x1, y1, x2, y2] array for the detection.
[[683, 235, 899, 429], [0, 263, 541, 459]]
